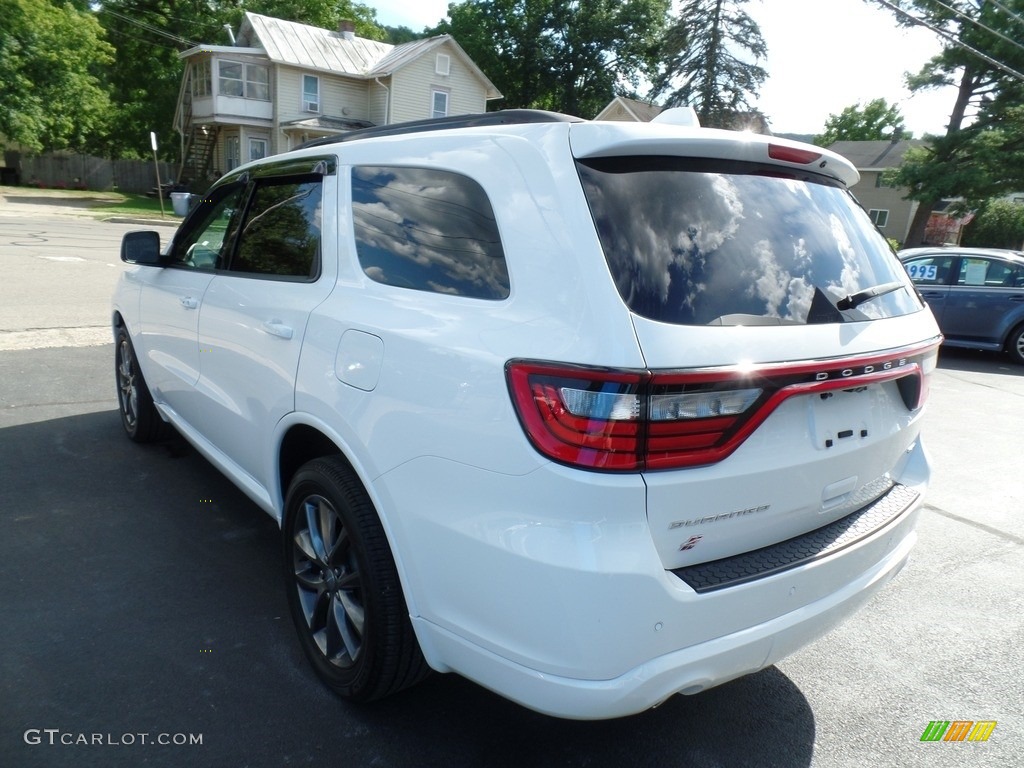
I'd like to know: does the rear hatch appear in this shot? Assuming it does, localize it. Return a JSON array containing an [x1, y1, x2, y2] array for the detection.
[[568, 122, 941, 571]]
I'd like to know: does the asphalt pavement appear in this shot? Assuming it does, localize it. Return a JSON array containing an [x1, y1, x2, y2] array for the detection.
[[0, 198, 1021, 767]]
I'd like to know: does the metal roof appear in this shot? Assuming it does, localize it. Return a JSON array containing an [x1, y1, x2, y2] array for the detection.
[[232, 12, 500, 98], [239, 13, 391, 75]]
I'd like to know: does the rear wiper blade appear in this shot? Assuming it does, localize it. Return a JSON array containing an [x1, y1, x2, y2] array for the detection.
[[836, 281, 905, 311]]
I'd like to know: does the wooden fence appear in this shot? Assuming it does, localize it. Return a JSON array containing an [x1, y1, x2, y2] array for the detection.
[[2, 152, 180, 195]]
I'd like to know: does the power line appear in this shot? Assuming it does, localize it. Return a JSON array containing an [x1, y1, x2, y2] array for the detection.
[[928, 0, 1024, 56], [977, 0, 1024, 31], [872, 0, 1024, 82], [98, 7, 199, 49]]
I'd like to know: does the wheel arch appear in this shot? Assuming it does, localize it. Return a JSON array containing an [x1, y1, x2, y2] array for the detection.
[[1005, 318, 1024, 363], [274, 416, 423, 618]]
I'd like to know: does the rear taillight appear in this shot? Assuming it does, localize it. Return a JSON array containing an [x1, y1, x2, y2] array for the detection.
[[506, 340, 940, 472]]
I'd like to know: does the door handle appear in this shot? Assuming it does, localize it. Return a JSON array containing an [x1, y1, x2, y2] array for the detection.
[[179, 296, 199, 309], [261, 320, 294, 339]]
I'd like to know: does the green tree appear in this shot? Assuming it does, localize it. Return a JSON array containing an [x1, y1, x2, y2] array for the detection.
[[814, 98, 909, 146], [434, 0, 670, 117], [0, 0, 114, 152], [649, 0, 766, 128], [880, 0, 1024, 246], [961, 198, 1024, 249]]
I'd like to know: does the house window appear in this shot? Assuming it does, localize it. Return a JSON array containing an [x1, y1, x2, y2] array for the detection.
[[303, 76, 320, 113], [219, 61, 244, 97], [192, 60, 211, 97], [225, 136, 240, 171], [436, 54, 450, 76], [246, 65, 269, 100], [431, 90, 449, 119], [868, 209, 889, 228], [218, 60, 268, 99], [249, 138, 268, 163]]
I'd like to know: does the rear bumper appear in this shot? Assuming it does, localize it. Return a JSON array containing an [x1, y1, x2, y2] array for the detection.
[[382, 444, 927, 719], [412, 507, 917, 719]]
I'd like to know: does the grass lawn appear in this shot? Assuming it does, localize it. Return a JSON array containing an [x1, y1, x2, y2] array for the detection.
[[0, 185, 184, 220]]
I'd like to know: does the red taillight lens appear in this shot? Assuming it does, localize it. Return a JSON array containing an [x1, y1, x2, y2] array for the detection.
[[506, 340, 941, 473], [507, 364, 645, 470], [507, 363, 765, 471]]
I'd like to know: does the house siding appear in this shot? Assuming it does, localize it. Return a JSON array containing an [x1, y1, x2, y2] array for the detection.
[[389, 43, 486, 123], [849, 171, 920, 243], [369, 77, 390, 126], [276, 65, 369, 124]]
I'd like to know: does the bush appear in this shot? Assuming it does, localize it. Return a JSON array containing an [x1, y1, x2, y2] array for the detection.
[[961, 199, 1024, 249]]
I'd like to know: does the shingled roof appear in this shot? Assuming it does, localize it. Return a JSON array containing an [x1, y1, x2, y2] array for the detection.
[[826, 139, 927, 170]]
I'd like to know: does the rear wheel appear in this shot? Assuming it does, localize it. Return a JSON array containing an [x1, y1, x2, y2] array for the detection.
[[283, 457, 428, 701], [1008, 323, 1024, 365], [115, 325, 167, 442]]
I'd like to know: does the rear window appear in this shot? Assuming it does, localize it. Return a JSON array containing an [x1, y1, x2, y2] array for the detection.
[[577, 157, 922, 326]]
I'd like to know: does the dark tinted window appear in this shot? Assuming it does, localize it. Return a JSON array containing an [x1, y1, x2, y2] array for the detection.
[[352, 166, 509, 299], [904, 255, 955, 286], [577, 157, 922, 326], [230, 177, 322, 279]]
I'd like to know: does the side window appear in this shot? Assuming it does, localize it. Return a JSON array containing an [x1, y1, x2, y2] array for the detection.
[[958, 258, 1023, 287], [228, 176, 322, 280], [352, 166, 509, 299], [957, 258, 992, 286], [905, 256, 954, 286], [172, 185, 246, 270]]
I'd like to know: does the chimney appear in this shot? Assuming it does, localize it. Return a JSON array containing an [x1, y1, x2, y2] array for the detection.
[[339, 20, 355, 41]]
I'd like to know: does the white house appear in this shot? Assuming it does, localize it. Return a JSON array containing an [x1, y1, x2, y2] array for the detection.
[[173, 13, 501, 188]]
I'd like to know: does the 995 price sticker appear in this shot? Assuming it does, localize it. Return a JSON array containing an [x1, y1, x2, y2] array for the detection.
[[907, 263, 938, 281]]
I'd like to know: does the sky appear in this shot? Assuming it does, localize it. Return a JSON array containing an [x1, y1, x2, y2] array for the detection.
[[367, 0, 958, 137]]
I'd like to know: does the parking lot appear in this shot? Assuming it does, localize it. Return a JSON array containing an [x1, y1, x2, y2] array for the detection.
[[1, 207, 1021, 767]]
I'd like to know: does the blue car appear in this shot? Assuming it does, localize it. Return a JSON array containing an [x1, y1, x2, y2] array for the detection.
[[899, 247, 1024, 364]]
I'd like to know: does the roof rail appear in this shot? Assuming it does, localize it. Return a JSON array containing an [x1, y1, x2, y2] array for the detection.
[[296, 109, 584, 150]]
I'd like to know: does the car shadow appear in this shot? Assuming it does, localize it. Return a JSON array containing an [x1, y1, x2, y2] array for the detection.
[[2, 193, 119, 209], [0, 410, 815, 768], [936, 346, 1023, 375]]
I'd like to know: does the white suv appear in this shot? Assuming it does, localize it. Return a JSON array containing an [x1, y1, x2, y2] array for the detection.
[[112, 109, 941, 719]]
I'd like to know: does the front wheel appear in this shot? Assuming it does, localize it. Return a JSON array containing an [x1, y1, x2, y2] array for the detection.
[[1007, 323, 1024, 365], [114, 325, 167, 442], [283, 457, 429, 702]]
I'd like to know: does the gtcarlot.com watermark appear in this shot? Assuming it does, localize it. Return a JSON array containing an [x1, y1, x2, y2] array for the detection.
[[24, 728, 203, 747]]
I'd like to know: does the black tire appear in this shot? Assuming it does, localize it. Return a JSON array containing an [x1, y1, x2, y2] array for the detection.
[[115, 325, 168, 442], [1007, 323, 1024, 365], [283, 457, 429, 702]]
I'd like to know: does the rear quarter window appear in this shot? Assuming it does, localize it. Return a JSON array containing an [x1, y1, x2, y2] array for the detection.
[[351, 166, 509, 300], [577, 157, 921, 325]]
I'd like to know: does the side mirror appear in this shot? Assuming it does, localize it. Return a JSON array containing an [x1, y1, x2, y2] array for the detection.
[[120, 231, 163, 265]]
